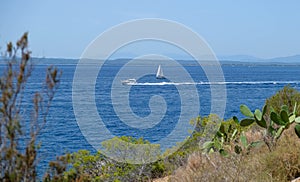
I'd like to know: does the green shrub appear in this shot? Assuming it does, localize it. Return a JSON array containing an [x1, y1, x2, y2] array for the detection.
[[238, 86, 300, 151], [172, 121, 300, 182], [45, 137, 167, 181], [45, 85, 300, 181], [265, 85, 300, 115]]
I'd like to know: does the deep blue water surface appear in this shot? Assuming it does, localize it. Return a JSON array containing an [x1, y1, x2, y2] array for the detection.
[[1, 60, 300, 178]]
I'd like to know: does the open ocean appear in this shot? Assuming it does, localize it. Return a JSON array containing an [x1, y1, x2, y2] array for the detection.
[[1, 59, 300, 177]]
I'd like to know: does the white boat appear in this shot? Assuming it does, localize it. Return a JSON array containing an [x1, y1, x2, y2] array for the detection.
[[156, 65, 165, 79], [121, 78, 137, 85]]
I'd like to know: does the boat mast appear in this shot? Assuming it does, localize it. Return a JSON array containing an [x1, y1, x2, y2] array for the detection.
[[156, 65, 164, 79]]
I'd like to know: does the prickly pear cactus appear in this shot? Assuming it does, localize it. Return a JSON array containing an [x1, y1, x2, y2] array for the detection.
[[239, 104, 267, 128], [239, 103, 300, 140]]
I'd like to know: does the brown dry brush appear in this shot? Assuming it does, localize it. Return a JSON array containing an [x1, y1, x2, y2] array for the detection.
[[171, 124, 300, 182], [0, 33, 61, 181]]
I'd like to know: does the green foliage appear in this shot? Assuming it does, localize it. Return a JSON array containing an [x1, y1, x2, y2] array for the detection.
[[240, 103, 300, 142], [172, 86, 300, 181], [6, 33, 300, 182], [45, 137, 167, 181], [265, 85, 300, 115], [101, 136, 161, 164], [295, 124, 300, 138], [162, 121, 202, 173], [200, 115, 254, 156], [172, 126, 300, 182], [238, 86, 300, 151], [240, 104, 254, 117], [239, 118, 255, 127], [239, 104, 267, 128], [45, 84, 300, 181]]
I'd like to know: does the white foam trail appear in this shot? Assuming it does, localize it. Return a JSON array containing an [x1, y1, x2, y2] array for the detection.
[[125, 81, 300, 86]]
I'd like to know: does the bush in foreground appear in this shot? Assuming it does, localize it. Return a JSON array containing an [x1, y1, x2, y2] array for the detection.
[[0, 33, 60, 181], [171, 85, 300, 182], [172, 123, 300, 182], [45, 84, 300, 181]]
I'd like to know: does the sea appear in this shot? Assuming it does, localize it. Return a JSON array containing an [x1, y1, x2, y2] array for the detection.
[[1, 58, 300, 177]]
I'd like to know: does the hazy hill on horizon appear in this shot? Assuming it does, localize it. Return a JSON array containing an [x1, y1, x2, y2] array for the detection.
[[218, 54, 300, 63], [0, 54, 300, 64]]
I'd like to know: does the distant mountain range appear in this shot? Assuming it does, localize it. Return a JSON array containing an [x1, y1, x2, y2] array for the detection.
[[218, 54, 300, 63], [218, 55, 261, 62], [1, 55, 300, 64]]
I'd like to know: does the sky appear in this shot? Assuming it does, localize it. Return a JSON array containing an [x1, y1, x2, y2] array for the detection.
[[0, 0, 300, 59]]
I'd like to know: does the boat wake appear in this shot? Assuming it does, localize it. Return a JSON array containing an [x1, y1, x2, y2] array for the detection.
[[126, 81, 300, 86]]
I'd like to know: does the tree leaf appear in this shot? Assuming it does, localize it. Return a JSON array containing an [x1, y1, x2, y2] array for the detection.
[[293, 102, 298, 115], [254, 109, 262, 121], [240, 133, 248, 147], [295, 117, 300, 124], [256, 118, 267, 129], [281, 105, 289, 113], [295, 124, 300, 138], [270, 106, 275, 113], [280, 110, 289, 123], [202, 141, 214, 150], [219, 149, 229, 157], [289, 114, 296, 123], [233, 116, 239, 124], [262, 104, 268, 115], [240, 105, 254, 117], [240, 118, 255, 127], [219, 124, 225, 134], [230, 129, 238, 141], [275, 126, 285, 139], [270, 112, 285, 126]]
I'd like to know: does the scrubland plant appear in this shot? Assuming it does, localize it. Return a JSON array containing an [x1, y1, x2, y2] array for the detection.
[[44, 136, 166, 181], [0, 33, 60, 181], [45, 86, 300, 181], [172, 121, 300, 182], [201, 114, 261, 156], [239, 103, 300, 150]]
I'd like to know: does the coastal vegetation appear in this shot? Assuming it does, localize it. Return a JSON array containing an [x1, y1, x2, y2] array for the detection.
[[1, 34, 300, 181], [43, 84, 300, 182], [0, 33, 61, 181]]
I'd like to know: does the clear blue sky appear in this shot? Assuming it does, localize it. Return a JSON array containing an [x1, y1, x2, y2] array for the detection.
[[1, 0, 300, 59]]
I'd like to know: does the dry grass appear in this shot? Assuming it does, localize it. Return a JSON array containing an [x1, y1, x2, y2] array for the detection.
[[170, 152, 265, 182], [169, 125, 300, 182], [153, 176, 170, 182]]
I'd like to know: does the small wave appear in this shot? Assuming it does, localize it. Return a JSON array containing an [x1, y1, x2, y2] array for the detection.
[[128, 81, 300, 86]]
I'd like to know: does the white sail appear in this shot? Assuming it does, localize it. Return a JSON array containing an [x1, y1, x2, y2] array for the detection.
[[156, 65, 164, 79]]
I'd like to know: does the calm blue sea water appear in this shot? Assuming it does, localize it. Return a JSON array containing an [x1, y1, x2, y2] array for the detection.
[[1, 60, 300, 177]]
